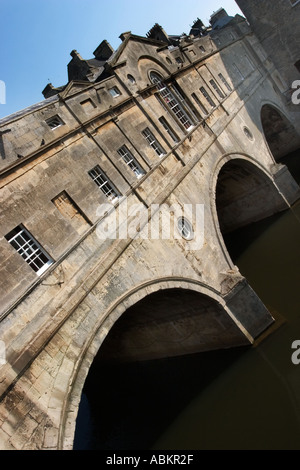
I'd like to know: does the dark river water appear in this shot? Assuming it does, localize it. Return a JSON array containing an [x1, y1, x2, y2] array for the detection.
[[74, 197, 300, 451]]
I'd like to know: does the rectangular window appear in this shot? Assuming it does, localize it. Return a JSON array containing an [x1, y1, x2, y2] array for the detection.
[[154, 82, 194, 130], [117, 145, 145, 178], [200, 87, 216, 109], [232, 63, 244, 81], [142, 128, 166, 157], [45, 115, 64, 130], [218, 73, 232, 92], [109, 87, 121, 98], [88, 165, 120, 201], [5, 225, 53, 276], [209, 79, 225, 99], [172, 85, 199, 123], [52, 191, 91, 234], [244, 55, 255, 71], [159, 116, 179, 143], [191, 93, 208, 116]]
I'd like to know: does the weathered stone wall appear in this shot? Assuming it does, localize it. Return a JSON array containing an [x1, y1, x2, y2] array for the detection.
[[236, 0, 300, 92], [0, 10, 299, 450]]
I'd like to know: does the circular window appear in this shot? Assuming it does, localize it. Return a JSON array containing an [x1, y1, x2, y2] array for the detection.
[[243, 126, 254, 141], [177, 217, 194, 240], [127, 74, 136, 84]]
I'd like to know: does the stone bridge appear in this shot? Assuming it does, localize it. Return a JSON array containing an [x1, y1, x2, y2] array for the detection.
[[0, 9, 299, 450]]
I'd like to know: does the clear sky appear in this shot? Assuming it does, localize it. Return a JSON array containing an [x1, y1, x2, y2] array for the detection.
[[0, 0, 243, 119]]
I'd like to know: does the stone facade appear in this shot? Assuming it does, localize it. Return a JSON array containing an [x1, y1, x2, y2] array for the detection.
[[0, 6, 299, 450], [236, 0, 300, 99]]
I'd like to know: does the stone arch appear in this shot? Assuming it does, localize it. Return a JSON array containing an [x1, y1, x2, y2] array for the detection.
[[261, 103, 300, 161], [210, 153, 289, 264], [137, 55, 170, 86], [59, 277, 251, 449]]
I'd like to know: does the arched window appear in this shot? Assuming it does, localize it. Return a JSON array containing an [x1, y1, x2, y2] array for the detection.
[[150, 72, 196, 131]]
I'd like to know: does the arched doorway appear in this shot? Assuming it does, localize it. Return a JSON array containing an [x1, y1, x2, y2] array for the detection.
[[73, 287, 249, 450], [261, 104, 300, 183]]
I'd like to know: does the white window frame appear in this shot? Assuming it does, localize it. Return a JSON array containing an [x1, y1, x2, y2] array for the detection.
[[109, 87, 121, 98], [142, 128, 166, 157], [150, 72, 194, 131], [45, 115, 64, 130], [117, 146, 145, 178], [5, 225, 53, 276], [88, 165, 120, 201]]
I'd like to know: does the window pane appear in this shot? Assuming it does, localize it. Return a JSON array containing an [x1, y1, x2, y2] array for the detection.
[[5, 226, 53, 275], [150, 72, 194, 130], [209, 79, 225, 99], [142, 128, 166, 156], [200, 86, 216, 108], [88, 165, 120, 200], [159, 117, 179, 143], [117, 146, 145, 178], [218, 73, 232, 92]]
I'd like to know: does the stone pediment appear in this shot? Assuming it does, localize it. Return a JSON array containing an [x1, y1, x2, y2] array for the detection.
[[59, 81, 93, 99], [108, 33, 168, 69]]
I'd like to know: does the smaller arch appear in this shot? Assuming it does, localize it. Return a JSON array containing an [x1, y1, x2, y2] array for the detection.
[[209, 154, 290, 267], [261, 103, 300, 161], [137, 55, 170, 84], [215, 156, 288, 235]]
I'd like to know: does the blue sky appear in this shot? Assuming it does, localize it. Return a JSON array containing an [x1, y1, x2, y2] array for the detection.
[[0, 0, 243, 119]]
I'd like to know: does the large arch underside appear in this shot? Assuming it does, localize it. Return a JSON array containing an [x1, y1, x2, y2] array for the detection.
[[94, 288, 250, 364]]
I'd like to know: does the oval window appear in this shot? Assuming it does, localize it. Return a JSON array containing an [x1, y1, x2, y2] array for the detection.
[[127, 74, 136, 84], [177, 217, 194, 240]]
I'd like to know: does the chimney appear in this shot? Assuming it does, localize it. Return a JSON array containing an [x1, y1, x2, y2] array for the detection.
[[93, 40, 114, 60]]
